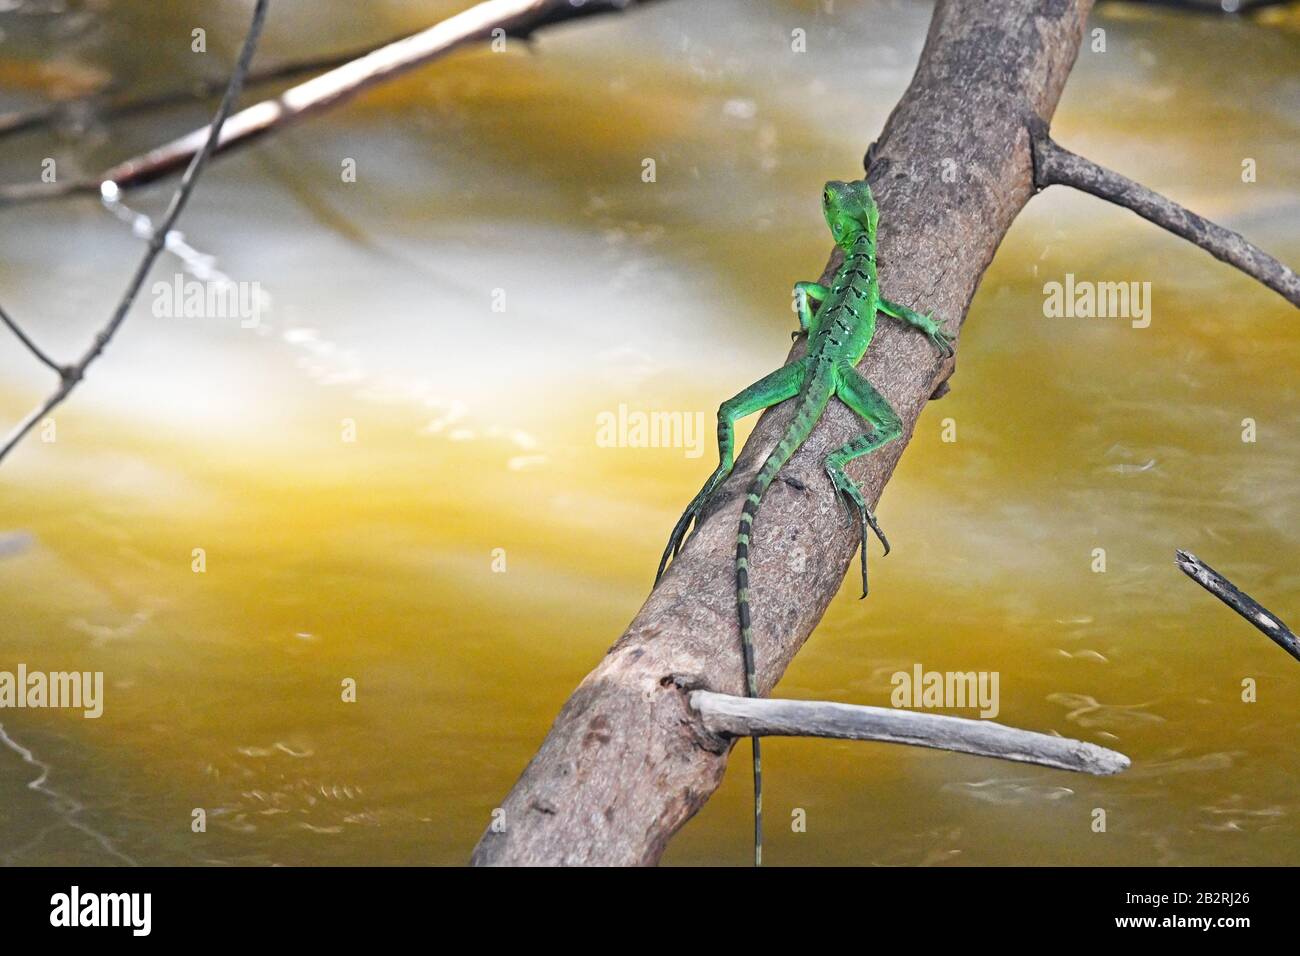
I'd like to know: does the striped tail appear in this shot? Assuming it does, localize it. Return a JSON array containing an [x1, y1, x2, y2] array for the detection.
[[735, 390, 823, 866]]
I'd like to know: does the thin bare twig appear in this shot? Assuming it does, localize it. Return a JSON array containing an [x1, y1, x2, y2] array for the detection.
[[1031, 123, 1300, 307], [691, 691, 1131, 775], [0, 303, 61, 374], [0, 0, 662, 206], [0, 0, 271, 466], [1175, 550, 1300, 663]]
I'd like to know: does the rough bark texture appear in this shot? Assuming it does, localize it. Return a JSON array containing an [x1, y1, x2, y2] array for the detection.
[[472, 0, 1095, 866]]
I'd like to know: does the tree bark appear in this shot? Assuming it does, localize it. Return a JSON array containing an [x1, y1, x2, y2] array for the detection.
[[472, 0, 1096, 866]]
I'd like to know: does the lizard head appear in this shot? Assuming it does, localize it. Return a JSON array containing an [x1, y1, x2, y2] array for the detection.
[[821, 180, 879, 251]]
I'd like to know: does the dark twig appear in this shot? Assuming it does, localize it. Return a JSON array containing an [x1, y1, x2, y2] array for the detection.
[[0, 302, 61, 374], [1175, 550, 1300, 663], [0, 0, 270, 465], [1031, 124, 1300, 307], [691, 691, 1130, 775]]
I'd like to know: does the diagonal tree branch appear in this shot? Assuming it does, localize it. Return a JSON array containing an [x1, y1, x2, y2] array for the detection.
[[0, 0, 271, 466], [1031, 123, 1300, 306], [0, 0, 664, 207], [472, 0, 1101, 867]]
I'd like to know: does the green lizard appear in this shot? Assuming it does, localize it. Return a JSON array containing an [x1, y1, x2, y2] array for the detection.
[[653, 178, 953, 866]]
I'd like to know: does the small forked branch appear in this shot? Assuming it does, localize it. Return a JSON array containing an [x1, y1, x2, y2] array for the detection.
[[1030, 122, 1300, 307], [0, 0, 271, 466]]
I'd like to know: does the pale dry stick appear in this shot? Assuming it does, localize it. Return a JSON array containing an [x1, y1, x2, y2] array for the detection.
[[1175, 550, 1300, 663], [1031, 124, 1300, 307], [0, 0, 663, 205], [0, 0, 271, 466], [691, 692, 1130, 775]]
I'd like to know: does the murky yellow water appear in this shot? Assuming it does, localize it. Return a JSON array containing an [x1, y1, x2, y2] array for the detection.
[[0, 1, 1296, 865]]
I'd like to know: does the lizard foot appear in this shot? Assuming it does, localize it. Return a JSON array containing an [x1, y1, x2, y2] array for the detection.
[[928, 327, 956, 358], [655, 488, 721, 586], [918, 315, 956, 358], [828, 469, 889, 598]]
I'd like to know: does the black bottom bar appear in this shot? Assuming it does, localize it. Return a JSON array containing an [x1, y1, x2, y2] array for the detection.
[[0, 866, 1282, 941]]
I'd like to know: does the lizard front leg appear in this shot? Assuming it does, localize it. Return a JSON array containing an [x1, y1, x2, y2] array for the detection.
[[878, 297, 955, 357], [655, 359, 808, 586], [826, 361, 902, 597], [792, 281, 829, 340]]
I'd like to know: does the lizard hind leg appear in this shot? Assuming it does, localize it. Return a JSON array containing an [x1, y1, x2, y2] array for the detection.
[[654, 359, 808, 586], [826, 363, 902, 597], [826, 434, 890, 597]]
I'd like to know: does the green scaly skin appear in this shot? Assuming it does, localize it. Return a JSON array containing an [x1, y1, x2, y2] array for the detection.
[[652, 179, 954, 866]]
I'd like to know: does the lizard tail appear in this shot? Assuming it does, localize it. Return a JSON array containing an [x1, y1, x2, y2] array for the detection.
[[736, 392, 822, 867]]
